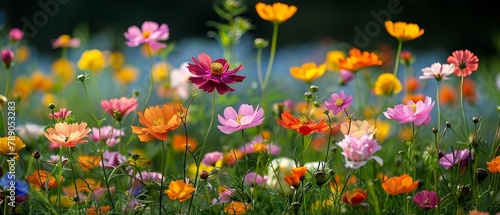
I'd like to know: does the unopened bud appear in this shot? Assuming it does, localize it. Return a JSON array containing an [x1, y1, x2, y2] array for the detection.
[[254, 38, 269, 49], [472, 117, 479, 124], [200, 170, 209, 180], [445, 122, 451, 128], [310, 85, 318, 93], [476, 168, 488, 184], [314, 171, 327, 186], [33, 151, 41, 159]]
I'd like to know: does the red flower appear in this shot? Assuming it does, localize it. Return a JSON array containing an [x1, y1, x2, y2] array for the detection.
[[446, 49, 478, 77], [276, 111, 329, 135], [342, 189, 367, 205]]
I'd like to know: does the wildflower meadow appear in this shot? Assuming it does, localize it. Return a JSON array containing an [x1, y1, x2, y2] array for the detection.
[[2, 1, 500, 215]]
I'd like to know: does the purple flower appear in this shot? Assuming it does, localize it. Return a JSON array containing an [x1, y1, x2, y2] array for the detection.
[[244, 172, 268, 186], [124, 21, 169, 51], [1, 49, 14, 69], [420, 63, 455, 81], [134, 171, 164, 185], [324, 90, 353, 115], [337, 134, 383, 169], [413, 190, 440, 210], [48, 108, 72, 120], [9, 28, 23, 42], [439, 149, 473, 170], [47, 155, 68, 165], [339, 69, 355, 85], [101, 150, 127, 168], [217, 104, 264, 134], [89, 126, 125, 147], [383, 96, 434, 126], [202, 151, 224, 166], [187, 53, 245, 95]]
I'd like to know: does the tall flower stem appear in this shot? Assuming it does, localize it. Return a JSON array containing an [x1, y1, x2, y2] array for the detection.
[[256, 46, 264, 87], [459, 76, 469, 136], [81, 78, 99, 125], [66, 147, 81, 214], [436, 82, 441, 137], [392, 40, 403, 77], [4, 68, 10, 97], [363, 167, 381, 215], [159, 140, 165, 214], [99, 151, 115, 210], [143, 46, 154, 111], [261, 23, 279, 92]]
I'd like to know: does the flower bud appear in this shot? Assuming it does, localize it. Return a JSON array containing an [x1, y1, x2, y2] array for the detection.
[[47, 103, 56, 110], [200, 170, 209, 180], [472, 117, 479, 124], [291, 202, 301, 213], [476, 168, 488, 184], [254, 38, 269, 49], [33, 151, 41, 159], [445, 122, 451, 128], [314, 171, 327, 186], [1, 49, 14, 69], [309, 85, 318, 93], [431, 127, 438, 134]]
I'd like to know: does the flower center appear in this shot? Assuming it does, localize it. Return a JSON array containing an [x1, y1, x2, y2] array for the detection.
[[409, 104, 417, 112], [143, 31, 151, 38], [458, 61, 467, 69], [236, 115, 243, 124], [153, 118, 165, 126], [210, 62, 224, 76], [335, 98, 344, 106], [298, 116, 309, 124], [59, 35, 71, 45]]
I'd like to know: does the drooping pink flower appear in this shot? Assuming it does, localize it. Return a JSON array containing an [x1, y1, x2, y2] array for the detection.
[[217, 104, 264, 134], [187, 53, 245, 95], [420, 63, 455, 81], [383, 96, 434, 126], [439, 149, 473, 170], [244, 172, 268, 186], [336, 134, 383, 169], [212, 188, 235, 205], [88, 126, 125, 147], [9, 28, 23, 42], [124, 21, 169, 51], [47, 155, 68, 165], [1, 49, 14, 69], [100, 97, 138, 121], [202, 151, 224, 166], [101, 150, 127, 168], [413, 190, 440, 210], [446, 49, 479, 77], [49, 108, 72, 120], [324, 90, 353, 115]]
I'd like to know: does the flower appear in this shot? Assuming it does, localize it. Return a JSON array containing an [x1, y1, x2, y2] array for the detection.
[[419, 63, 455, 81], [217, 104, 264, 134], [439, 149, 473, 170], [49, 108, 72, 121], [0, 136, 26, 159], [405, 76, 420, 93], [238, 135, 280, 155], [115, 65, 139, 84], [381, 174, 418, 195], [447, 49, 479, 77], [384, 21, 424, 41], [338, 48, 382, 72], [86, 205, 111, 215], [135, 171, 165, 185], [1, 49, 14, 68], [400, 51, 414, 66], [202, 151, 224, 166], [255, 2, 297, 24], [342, 189, 367, 205], [16, 123, 45, 141], [324, 90, 353, 115], [326, 50, 346, 72], [383, 96, 434, 126], [171, 134, 197, 152], [52, 34, 80, 48], [267, 157, 295, 194], [225, 201, 251, 215], [77, 49, 106, 72], [9, 28, 23, 42], [169, 62, 192, 100], [44, 122, 91, 148], [487, 156, 500, 173], [131, 104, 183, 142], [30, 71, 54, 92], [467, 209, 491, 215], [79, 155, 102, 171], [339, 69, 355, 85], [26, 170, 62, 190], [101, 97, 138, 121], [283, 167, 307, 189], [276, 111, 329, 135], [47, 155, 68, 165], [213, 187, 235, 204], [0, 173, 29, 200], [289, 62, 327, 83], [124, 21, 169, 51], [152, 61, 169, 82], [164, 180, 195, 202], [413, 190, 440, 210], [439, 84, 456, 105], [373, 73, 402, 96], [463, 78, 477, 104], [244, 172, 268, 186], [337, 135, 383, 169], [88, 126, 124, 146], [51, 58, 76, 85], [403, 94, 426, 104], [340, 120, 376, 139], [187, 53, 245, 95], [101, 150, 127, 168]]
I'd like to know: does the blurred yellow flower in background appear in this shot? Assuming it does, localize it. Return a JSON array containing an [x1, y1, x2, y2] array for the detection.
[[115, 65, 139, 84], [0, 136, 26, 159], [152, 61, 169, 82], [385, 21, 424, 42], [31, 71, 54, 92], [255, 2, 297, 24], [42, 93, 56, 106], [289, 62, 326, 83], [77, 49, 106, 72], [51, 58, 75, 85], [325, 50, 345, 72], [109, 51, 125, 71], [12, 76, 32, 99], [373, 73, 402, 96], [15, 45, 30, 63]]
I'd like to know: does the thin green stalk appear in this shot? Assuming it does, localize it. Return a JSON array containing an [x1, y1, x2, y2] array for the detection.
[[459, 76, 469, 136], [261, 23, 279, 91], [436, 82, 441, 136], [256, 46, 264, 86], [159, 140, 165, 214], [4, 68, 10, 97], [363, 168, 381, 215], [493, 111, 500, 156], [67, 147, 81, 214], [143, 46, 154, 111], [82, 81, 99, 124], [99, 152, 115, 210], [392, 40, 403, 77]]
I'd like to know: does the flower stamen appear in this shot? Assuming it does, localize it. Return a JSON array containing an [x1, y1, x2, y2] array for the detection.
[[210, 62, 224, 76]]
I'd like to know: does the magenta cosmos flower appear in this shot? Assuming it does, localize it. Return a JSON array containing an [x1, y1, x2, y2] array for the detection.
[[384, 96, 434, 126], [413, 190, 440, 210], [217, 104, 264, 134], [420, 63, 455, 81], [336, 134, 383, 169], [324, 90, 353, 115], [124, 21, 169, 51], [187, 53, 245, 95], [244, 172, 268, 186], [439, 149, 473, 170], [49, 108, 72, 121], [101, 97, 138, 121], [446, 49, 479, 77], [9, 28, 23, 42]]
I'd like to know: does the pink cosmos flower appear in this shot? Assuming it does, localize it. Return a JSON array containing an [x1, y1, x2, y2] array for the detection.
[[88, 126, 125, 147], [446, 49, 479, 77], [413, 190, 440, 210], [217, 104, 264, 134], [1, 49, 14, 68], [101, 150, 127, 168], [101, 97, 138, 121], [124, 21, 169, 51], [238, 135, 281, 155], [202, 151, 224, 166], [244, 172, 268, 186], [325, 90, 353, 115], [134, 171, 164, 185], [49, 108, 72, 120], [439, 149, 473, 170], [47, 155, 68, 165], [9, 28, 23, 42], [339, 69, 355, 85], [212, 188, 235, 205], [44, 122, 91, 148], [383, 96, 434, 126], [420, 63, 455, 81], [187, 53, 245, 95], [170, 62, 192, 100], [337, 134, 383, 169]]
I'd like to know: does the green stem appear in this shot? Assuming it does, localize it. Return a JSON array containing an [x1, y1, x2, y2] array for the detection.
[[99, 152, 115, 210], [392, 40, 403, 77], [363, 168, 381, 215], [436, 82, 441, 137], [82, 80, 99, 124], [4, 68, 10, 97], [143, 46, 154, 111], [460, 76, 469, 137], [261, 23, 279, 91], [256, 47, 264, 87], [159, 140, 165, 214], [67, 147, 81, 214]]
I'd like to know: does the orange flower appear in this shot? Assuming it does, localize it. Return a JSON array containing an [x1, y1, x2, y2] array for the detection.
[[283, 166, 307, 189], [487, 156, 500, 173], [255, 2, 297, 24], [338, 48, 382, 72], [289, 62, 326, 83], [276, 111, 329, 135], [164, 180, 195, 202], [86, 205, 111, 215], [467, 209, 490, 215], [385, 21, 424, 41], [326, 50, 346, 72], [342, 188, 367, 205], [31, 71, 54, 92], [462, 78, 477, 104], [26, 170, 62, 190], [329, 174, 357, 192], [252, 142, 267, 153], [403, 94, 425, 104], [79, 155, 102, 171], [224, 149, 245, 166], [405, 76, 420, 93], [381, 174, 418, 195], [44, 122, 91, 148], [131, 104, 184, 142], [171, 134, 197, 152], [225, 201, 251, 215], [439, 84, 456, 106]]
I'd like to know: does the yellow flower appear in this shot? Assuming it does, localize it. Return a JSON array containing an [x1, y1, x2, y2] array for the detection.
[[115, 65, 138, 84], [49, 195, 74, 208], [31, 71, 54, 92], [42, 93, 56, 106], [15, 45, 30, 63], [187, 162, 218, 179], [152, 61, 169, 82], [0, 136, 26, 159], [289, 62, 326, 83], [255, 2, 297, 24], [164, 180, 195, 202], [373, 73, 402, 96], [385, 21, 424, 41], [109, 51, 125, 71], [325, 50, 345, 72], [12, 76, 32, 100], [77, 49, 106, 72], [51, 58, 75, 85], [78, 155, 101, 171], [487, 156, 500, 173]]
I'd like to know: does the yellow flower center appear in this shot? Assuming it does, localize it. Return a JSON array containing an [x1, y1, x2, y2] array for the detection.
[[236, 115, 243, 124], [335, 98, 344, 106], [298, 116, 309, 124], [153, 118, 165, 126], [59, 35, 71, 45], [409, 104, 417, 113], [143, 31, 151, 38], [210, 62, 224, 76]]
